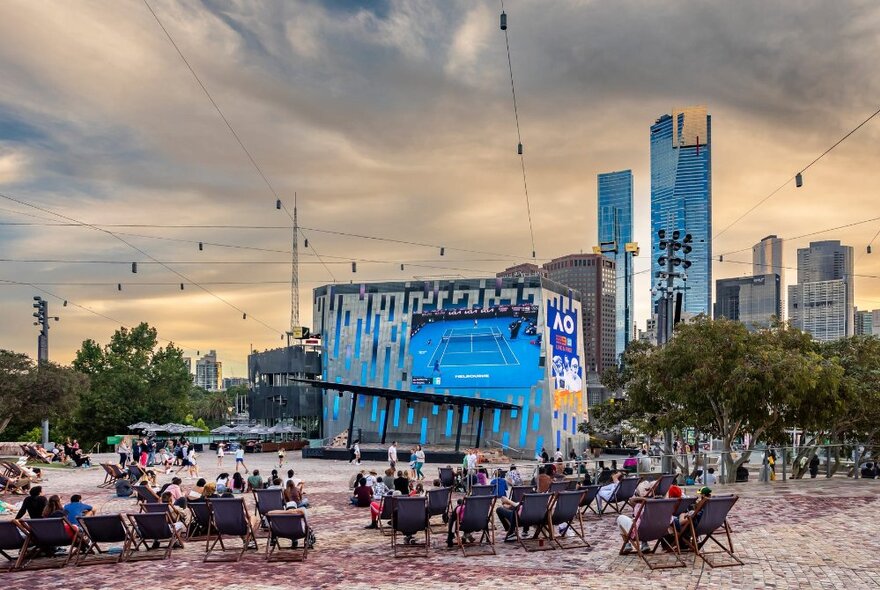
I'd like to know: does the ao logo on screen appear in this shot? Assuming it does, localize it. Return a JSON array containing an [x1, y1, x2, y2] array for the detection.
[[553, 312, 576, 335]]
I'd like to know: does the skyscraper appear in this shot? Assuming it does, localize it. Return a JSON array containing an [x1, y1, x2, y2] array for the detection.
[[714, 274, 781, 330], [753, 235, 784, 286], [598, 170, 634, 359], [542, 254, 617, 373], [788, 240, 854, 341], [195, 350, 223, 391], [650, 105, 712, 316]]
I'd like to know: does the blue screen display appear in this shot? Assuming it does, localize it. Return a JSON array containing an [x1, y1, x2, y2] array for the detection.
[[409, 304, 543, 392]]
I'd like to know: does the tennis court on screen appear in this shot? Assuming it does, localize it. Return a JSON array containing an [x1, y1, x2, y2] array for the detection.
[[428, 326, 520, 367]]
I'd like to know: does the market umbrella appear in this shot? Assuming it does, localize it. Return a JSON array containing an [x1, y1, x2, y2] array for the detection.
[[211, 425, 233, 434], [128, 422, 151, 431]]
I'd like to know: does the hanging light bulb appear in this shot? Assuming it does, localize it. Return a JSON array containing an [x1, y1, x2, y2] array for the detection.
[[243, 313, 247, 320], [276, 199, 282, 210], [180, 283, 185, 290], [500, 11, 507, 30], [304, 238, 309, 248], [198, 242, 204, 251], [795, 172, 803, 188], [117, 283, 122, 291], [517, 143, 523, 155], [131, 262, 137, 273]]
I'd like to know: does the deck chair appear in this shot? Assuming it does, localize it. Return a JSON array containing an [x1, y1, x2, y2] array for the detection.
[[687, 495, 743, 568], [187, 501, 212, 540], [579, 485, 601, 516], [509, 484, 534, 504], [76, 514, 131, 566], [620, 498, 686, 570], [469, 484, 494, 497], [438, 467, 455, 488], [376, 494, 396, 536], [454, 495, 496, 556], [17, 517, 81, 569], [126, 512, 181, 562], [98, 464, 118, 488], [141, 503, 170, 514], [265, 511, 309, 562], [426, 487, 452, 533], [599, 477, 642, 515], [20, 445, 50, 464], [133, 484, 161, 508], [548, 480, 570, 494], [674, 497, 697, 516], [550, 490, 589, 549], [253, 488, 284, 529], [514, 493, 554, 552], [204, 498, 258, 562], [0, 521, 28, 571], [128, 464, 148, 484], [0, 474, 28, 495], [652, 474, 677, 497], [390, 496, 429, 558]]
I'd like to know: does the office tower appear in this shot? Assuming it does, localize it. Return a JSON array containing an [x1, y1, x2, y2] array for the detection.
[[543, 253, 616, 373], [496, 263, 547, 278], [787, 240, 854, 341], [650, 105, 712, 315], [714, 274, 781, 330], [855, 309, 873, 336], [753, 235, 784, 285], [195, 350, 223, 391], [598, 169, 634, 359]]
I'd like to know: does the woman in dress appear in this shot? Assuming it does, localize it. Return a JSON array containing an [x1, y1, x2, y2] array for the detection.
[[216, 442, 225, 468]]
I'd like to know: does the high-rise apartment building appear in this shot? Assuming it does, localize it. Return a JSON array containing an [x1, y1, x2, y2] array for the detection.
[[598, 169, 634, 359], [195, 350, 223, 391], [753, 235, 784, 286], [788, 240, 854, 341], [714, 274, 781, 330], [650, 105, 712, 316], [543, 254, 617, 373], [855, 309, 874, 336]]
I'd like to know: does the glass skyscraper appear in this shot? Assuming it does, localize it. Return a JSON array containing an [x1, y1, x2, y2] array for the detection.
[[598, 170, 633, 358], [650, 106, 712, 316]]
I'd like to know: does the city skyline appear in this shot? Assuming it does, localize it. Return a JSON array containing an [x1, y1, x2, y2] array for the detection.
[[2, 2, 880, 375]]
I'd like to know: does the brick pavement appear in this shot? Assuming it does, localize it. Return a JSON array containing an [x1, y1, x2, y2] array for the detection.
[[1, 452, 878, 590]]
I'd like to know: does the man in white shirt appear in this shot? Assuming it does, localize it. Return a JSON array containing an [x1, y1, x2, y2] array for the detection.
[[234, 446, 249, 474], [388, 441, 398, 470], [466, 449, 478, 473]]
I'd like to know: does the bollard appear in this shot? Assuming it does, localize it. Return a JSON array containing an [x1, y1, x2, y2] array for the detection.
[[825, 446, 832, 478]]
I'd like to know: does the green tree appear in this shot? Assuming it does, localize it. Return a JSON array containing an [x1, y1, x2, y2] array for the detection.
[[0, 349, 88, 438], [72, 323, 191, 444], [602, 318, 841, 483]]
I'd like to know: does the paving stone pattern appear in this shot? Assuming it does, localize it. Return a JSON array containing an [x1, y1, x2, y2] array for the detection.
[[2, 453, 878, 590]]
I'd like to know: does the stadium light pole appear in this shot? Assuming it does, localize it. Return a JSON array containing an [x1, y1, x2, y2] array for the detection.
[[655, 231, 691, 473], [32, 296, 58, 446]]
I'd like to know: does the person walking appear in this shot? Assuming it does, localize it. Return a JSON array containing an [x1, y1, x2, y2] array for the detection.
[[187, 448, 199, 479], [277, 446, 286, 468], [388, 441, 398, 471], [117, 439, 130, 469], [234, 445, 249, 474], [809, 454, 820, 478], [414, 445, 426, 481], [216, 442, 225, 468]]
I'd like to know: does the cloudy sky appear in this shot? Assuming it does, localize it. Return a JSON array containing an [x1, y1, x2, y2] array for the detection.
[[1, 0, 879, 376]]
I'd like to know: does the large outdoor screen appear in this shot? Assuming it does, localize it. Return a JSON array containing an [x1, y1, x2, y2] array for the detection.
[[409, 304, 543, 390]]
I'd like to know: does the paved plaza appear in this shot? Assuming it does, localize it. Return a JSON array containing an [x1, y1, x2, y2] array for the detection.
[[2, 452, 879, 590]]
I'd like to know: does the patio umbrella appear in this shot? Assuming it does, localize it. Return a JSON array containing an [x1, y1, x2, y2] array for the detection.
[[128, 422, 151, 431], [211, 425, 233, 434]]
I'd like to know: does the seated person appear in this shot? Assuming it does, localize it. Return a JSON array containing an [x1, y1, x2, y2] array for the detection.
[[231, 472, 245, 493], [494, 495, 532, 542], [284, 479, 310, 509], [490, 470, 508, 498], [703, 467, 718, 485], [506, 465, 523, 486], [596, 466, 613, 486], [535, 466, 552, 492], [622, 452, 639, 473], [409, 483, 425, 497], [188, 478, 207, 500], [267, 478, 283, 490], [445, 497, 477, 547], [618, 484, 682, 553], [476, 468, 489, 486], [365, 489, 396, 529], [667, 486, 712, 549], [247, 470, 264, 492], [351, 478, 373, 507], [860, 462, 876, 479], [63, 494, 94, 521], [215, 473, 230, 493], [160, 491, 189, 536], [597, 470, 624, 510], [200, 482, 218, 500], [393, 471, 411, 495], [0, 473, 30, 494], [283, 469, 305, 493], [372, 476, 389, 498], [16, 486, 47, 519]]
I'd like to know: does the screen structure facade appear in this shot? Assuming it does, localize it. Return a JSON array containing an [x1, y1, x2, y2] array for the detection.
[[312, 277, 588, 457]]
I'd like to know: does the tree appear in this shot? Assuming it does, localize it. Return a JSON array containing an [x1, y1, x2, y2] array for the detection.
[[191, 386, 236, 425], [602, 318, 841, 483], [73, 323, 192, 444], [0, 349, 88, 438]]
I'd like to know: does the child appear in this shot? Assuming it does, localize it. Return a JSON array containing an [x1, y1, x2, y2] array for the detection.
[[278, 446, 286, 468]]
